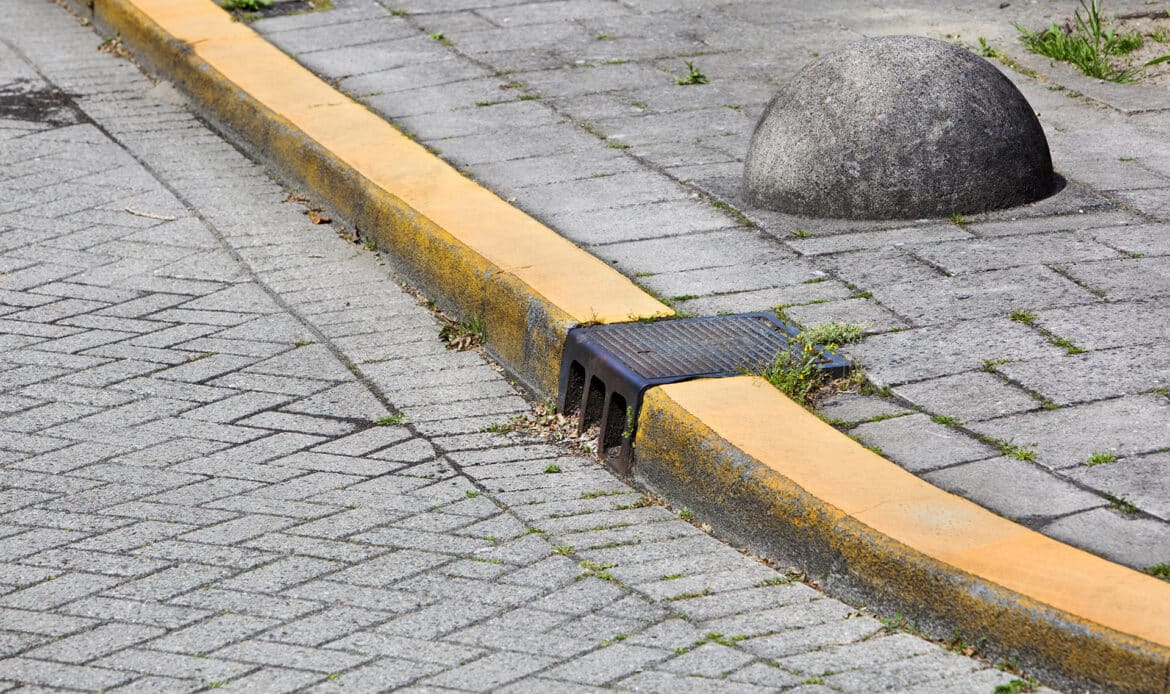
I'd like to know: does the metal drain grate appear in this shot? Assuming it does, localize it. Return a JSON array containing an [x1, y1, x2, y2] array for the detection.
[[557, 312, 849, 474]]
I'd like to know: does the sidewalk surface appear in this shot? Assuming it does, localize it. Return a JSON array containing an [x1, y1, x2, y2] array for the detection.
[[238, 0, 1170, 570], [0, 1, 1050, 691]]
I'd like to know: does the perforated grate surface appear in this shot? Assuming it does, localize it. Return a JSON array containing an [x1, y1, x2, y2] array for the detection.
[[558, 313, 849, 474], [585, 314, 803, 380]]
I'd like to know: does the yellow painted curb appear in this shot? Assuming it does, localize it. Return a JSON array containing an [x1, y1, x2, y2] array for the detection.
[[84, 0, 670, 395], [636, 376, 1170, 693], [74, 1, 1170, 690]]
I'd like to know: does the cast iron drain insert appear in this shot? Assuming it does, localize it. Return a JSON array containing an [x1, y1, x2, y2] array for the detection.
[[558, 312, 849, 474]]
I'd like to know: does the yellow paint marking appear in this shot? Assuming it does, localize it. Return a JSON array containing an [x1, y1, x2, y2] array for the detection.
[[129, 0, 670, 324], [658, 376, 1170, 647]]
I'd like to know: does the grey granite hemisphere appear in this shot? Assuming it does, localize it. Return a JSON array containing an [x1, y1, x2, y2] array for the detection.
[[0, 3, 1042, 690], [743, 35, 1056, 220]]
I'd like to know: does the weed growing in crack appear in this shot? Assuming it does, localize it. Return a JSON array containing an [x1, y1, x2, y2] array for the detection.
[[1146, 563, 1170, 580], [222, 0, 271, 10], [994, 678, 1038, 693], [802, 321, 867, 346], [756, 326, 856, 407], [1106, 493, 1138, 514], [675, 60, 708, 85], [1009, 308, 1037, 325], [1084, 451, 1117, 466], [439, 315, 485, 351], [1015, 0, 1156, 82], [374, 412, 406, 426]]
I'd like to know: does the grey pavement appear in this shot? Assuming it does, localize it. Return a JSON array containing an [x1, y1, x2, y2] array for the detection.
[[243, 0, 1170, 573], [0, 1, 1037, 691]]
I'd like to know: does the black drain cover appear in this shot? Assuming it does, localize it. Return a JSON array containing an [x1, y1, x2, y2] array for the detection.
[[558, 312, 849, 473]]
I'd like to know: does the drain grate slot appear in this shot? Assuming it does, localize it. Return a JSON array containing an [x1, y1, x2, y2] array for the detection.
[[558, 312, 849, 474]]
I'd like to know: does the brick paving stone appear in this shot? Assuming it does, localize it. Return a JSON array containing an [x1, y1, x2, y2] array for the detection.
[[925, 457, 1106, 525], [971, 394, 1170, 473], [23, 623, 165, 664], [0, 2, 1070, 691], [1042, 508, 1170, 569], [849, 414, 999, 473]]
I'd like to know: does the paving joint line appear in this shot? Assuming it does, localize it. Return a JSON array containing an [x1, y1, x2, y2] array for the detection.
[[57, 2, 1170, 688]]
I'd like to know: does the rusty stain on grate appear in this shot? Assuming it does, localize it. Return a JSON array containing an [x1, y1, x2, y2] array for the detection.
[[558, 312, 849, 474]]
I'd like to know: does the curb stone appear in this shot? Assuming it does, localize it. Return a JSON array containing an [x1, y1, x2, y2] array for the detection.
[[70, 0, 1170, 690]]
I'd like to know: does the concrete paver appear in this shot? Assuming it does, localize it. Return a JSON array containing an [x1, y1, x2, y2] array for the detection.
[[0, 1, 1033, 690], [236, 0, 1170, 570]]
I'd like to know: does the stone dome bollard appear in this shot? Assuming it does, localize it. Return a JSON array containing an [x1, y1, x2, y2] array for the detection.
[[744, 35, 1056, 220]]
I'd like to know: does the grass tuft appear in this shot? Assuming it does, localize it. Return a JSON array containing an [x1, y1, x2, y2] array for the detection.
[[1147, 563, 1170, 580], [222, 0, 271, 10], [440, 315, 485, 351], [675, 60, 708, 85], [1015, 0, 1154, 82], [758, 334, 831, 406], [374, 412, 406, 426], [802, 321, 866, 346], [1084, 451, 1116, 466]]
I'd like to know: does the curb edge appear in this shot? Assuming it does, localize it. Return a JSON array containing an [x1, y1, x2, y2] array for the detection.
[[74, 1, 1170, 691]]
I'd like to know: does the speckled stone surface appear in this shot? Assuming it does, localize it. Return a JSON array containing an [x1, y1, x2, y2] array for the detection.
[[744, 36, 1055, 219]]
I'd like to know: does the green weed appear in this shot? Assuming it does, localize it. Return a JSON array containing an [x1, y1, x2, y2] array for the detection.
[[802, 321, 866, 346], [982, 436, 1037, 461], [580, 560, 616, 572], [995, 678, 1038, 693], [1107, 493, 1138, 514], [374, 413, 406, 426], [1016, 0, 1148, 82], [581, 490, 623, 499], [483, 416, 525, 433], [440, 315, 485, 351], [675, 60, 708, 85], [757, 331, 839, 406], [709, 198, 756, 227], [983, 357, 1012, 372], [1084, 451, 1116, 466], [1008, 308, 1036, 325], [222, 0, 271, 10]]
